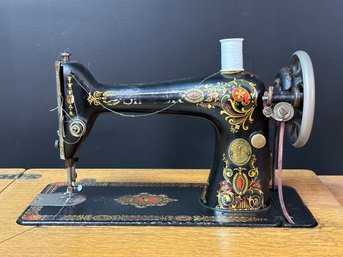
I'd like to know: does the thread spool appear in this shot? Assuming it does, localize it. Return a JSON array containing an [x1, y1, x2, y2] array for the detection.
[[220, 38, 244, 73]]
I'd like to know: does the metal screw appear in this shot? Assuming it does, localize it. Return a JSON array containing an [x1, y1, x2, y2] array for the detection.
[[61, 51, 71, 63], [263, 106, 273, 117], [279, 107, 288, 116]]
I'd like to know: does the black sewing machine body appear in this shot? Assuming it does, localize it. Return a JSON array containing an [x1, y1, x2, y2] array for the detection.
[[17, 41, 316, 227], [56, 61, 271, 211]]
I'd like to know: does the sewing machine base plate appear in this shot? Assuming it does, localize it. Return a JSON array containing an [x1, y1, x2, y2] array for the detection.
[[17, 182, 317, 227]]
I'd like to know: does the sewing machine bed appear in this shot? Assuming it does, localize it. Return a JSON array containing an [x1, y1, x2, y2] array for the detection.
[[17, 181, 316, 227]]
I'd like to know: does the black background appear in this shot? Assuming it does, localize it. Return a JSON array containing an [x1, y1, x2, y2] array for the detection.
[[0, 0, 342, 174]]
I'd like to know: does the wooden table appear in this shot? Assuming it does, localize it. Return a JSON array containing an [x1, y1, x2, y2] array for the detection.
[[0, 168, 342, 257], [320, 176, 343, 206], [0, 169, 25, 193]]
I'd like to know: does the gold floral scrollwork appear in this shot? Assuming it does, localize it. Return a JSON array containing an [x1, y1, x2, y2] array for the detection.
[[217, 153, 264, 210], [183, 79, 257, 132], [87, 91, 121, 106], [87, 91, 102, 106]]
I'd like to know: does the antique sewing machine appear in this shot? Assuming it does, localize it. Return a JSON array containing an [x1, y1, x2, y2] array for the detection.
[[18, 38, 316, 227]]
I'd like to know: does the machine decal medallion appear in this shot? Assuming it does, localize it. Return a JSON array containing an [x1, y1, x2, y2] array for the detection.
[[115, 192, 178, 208], [228, 138, 252, 166], [184, 88, 205, 103]]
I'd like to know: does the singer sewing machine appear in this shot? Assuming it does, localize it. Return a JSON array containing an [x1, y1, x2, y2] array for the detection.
[[18, 39, 316, 227]]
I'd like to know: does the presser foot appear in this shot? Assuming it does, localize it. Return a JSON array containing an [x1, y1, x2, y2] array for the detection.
[[66, 163, 82, 193]]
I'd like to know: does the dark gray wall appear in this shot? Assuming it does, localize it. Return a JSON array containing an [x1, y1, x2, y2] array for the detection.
[[0, 0, 342, 174]]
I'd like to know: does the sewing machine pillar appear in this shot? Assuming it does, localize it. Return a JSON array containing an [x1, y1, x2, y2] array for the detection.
[[201, 78, 270, 210]]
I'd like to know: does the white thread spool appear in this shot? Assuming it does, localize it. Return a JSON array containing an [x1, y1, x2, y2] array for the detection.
[[220, 38, 244, 73]]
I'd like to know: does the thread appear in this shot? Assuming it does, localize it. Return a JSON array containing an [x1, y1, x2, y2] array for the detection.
[[50, 94, 83, 143], [53, 191, 72, 220], [0, 171, 26, 194], [220, 38, 244, 72], [0, 226, 37, 244]]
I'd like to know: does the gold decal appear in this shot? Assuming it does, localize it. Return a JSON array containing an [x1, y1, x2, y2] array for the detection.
[[67, 75, 74, 116], [228, 139, 252, 166], [183, 79, 257, 132], [87, 91, 141, 107], [217, 152, 264, 210]]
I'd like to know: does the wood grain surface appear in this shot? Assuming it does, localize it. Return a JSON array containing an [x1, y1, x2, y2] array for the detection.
[[320, 175, 343, 206], [0, 169, 25, 193], [0, 169, 342, 257]]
